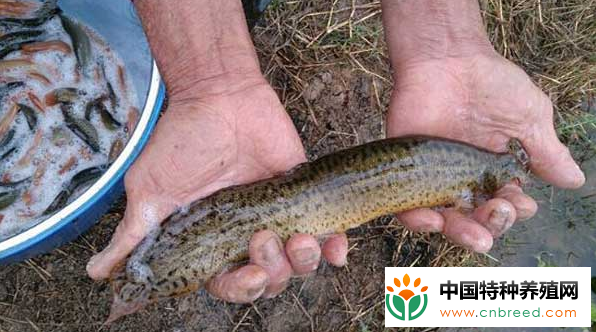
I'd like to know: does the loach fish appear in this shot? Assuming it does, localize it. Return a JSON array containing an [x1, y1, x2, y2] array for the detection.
[[0, 0, 60, 28], [107, 137, 530, 322], [59, 13, 91, 72], [43, 165, 105, 215]]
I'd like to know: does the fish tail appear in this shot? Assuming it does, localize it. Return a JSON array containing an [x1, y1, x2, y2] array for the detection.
[[105, 278, 152, 324]]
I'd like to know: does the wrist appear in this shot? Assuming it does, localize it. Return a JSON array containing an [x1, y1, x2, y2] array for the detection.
[[382, 0, 495, 70], [165, 56, 265, 104], [135, 0, 264, 101]]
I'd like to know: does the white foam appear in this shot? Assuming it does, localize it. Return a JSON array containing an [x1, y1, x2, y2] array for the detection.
[[125, 225, 160, 283], [0, 15, 139, 240], [176, 204, 190, 216], [141, 202, 160, 229]]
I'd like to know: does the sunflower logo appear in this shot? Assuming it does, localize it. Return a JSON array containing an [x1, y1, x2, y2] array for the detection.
[[386, 274, 428, 321]]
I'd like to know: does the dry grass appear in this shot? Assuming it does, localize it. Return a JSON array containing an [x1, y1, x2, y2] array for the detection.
[[0, 1, 595, 331], [254, 0, 390, 147]]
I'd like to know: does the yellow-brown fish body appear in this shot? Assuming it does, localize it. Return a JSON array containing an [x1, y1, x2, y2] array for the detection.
[[108, 137, 527, 321]]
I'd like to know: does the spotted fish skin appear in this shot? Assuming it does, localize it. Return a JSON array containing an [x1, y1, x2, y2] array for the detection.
[[108, 137, 526, 321]]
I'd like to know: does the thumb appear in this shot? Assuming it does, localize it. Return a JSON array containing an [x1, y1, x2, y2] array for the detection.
[[522, 122, 585, 189], [86, 199, 169, 280]]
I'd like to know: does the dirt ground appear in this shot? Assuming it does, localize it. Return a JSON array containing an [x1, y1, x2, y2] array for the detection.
[[1, 0, 595, 331]]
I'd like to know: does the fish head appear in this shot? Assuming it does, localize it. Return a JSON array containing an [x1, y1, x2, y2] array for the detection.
[[493, 153, 531, 188], [482, 139, 531, 192], [503, 138, 531, 185]]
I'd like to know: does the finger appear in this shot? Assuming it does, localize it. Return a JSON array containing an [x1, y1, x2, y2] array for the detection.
[[495, 183, 538, 220], [205, 265, 269, 303], [523, 120, 584, 189], [321, 233, 348, 267], [285, 234, 321, 276], [86, 214, 145, 280], [471, 198, 516, 237], [441, 209, 493, 253], [87, 202, 162, 280], [249, 230, 292, 298], [398, 208, 444, 233]]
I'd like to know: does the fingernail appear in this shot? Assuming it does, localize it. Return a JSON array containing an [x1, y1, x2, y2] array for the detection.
[[517, 204, 537, 221], [244, 279, 268, 300], [488, 206, 514, 236], [475, 237, 493, 253], [87, 250, 106, 273], [260, 237, 283, 266], [461, 233, 492, 253], [562, 149, 586, 187], [263, 279, 289, 299], [291, 247, 319, 266], [335, 255, 348, 267], [86, 255, 99, 272], [571, 164, 585, 186], [489, 207, 508, 226], [86, 239, 116, 274]]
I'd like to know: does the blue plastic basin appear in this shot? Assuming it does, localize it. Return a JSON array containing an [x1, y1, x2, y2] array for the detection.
[[0, 0, 164, 264]]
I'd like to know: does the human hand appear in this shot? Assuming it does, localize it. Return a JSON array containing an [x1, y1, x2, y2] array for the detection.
[[387, 52, 585, 252], [86, 77, 348, 302], [381, 0, 584, 252]]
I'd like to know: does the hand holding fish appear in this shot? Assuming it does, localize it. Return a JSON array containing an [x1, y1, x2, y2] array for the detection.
[[84, 0, 352, 303], [85, 79, 350, 303], [382, 0, 585, 251], [386, 53, 585, 251]]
